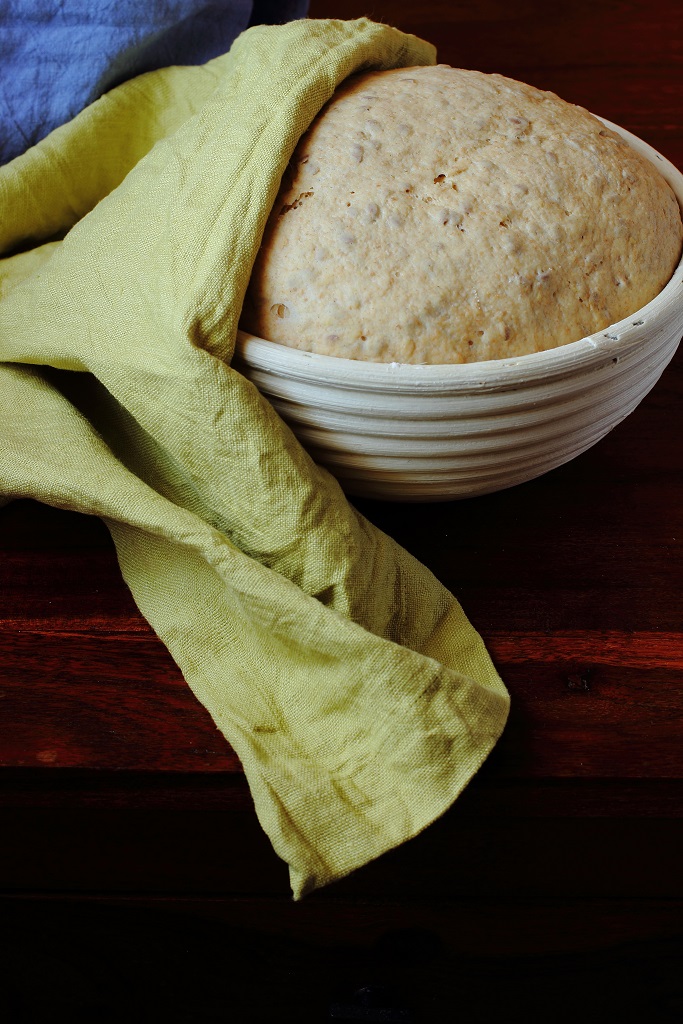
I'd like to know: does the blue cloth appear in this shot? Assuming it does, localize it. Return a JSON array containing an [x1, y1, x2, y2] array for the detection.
[[0, 0, 309, 164]]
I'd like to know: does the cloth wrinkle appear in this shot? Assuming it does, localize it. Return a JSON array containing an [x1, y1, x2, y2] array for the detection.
[[0, 0, 305, 164]]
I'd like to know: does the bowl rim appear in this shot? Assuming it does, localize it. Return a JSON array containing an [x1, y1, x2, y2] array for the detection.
[[236, 116, 683, 394]]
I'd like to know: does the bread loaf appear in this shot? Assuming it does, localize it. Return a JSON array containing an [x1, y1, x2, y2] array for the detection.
[[242, 66, 683, 364]]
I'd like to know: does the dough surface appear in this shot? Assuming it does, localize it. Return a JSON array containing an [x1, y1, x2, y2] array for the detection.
[[242, 66, 683, 364]]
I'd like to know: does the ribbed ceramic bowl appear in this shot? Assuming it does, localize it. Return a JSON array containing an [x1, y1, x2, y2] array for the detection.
[[235, 119, 683, 501]]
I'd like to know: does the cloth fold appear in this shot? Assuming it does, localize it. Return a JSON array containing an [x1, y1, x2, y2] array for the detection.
[[0, 0, 310, 165], [0, 17, 509, 897]]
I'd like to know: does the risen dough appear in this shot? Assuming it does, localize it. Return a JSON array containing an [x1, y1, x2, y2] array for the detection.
[[242, 66, 683, 364]]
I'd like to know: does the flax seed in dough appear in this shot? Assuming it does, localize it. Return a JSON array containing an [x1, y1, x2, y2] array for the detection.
[[241, 66, 683, 364]]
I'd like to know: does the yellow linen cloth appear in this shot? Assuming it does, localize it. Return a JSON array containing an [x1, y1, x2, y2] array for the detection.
[[0, 18, 509, 897]]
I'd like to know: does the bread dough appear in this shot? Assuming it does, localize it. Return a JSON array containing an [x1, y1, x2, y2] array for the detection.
[[242, 66, 683, 364]]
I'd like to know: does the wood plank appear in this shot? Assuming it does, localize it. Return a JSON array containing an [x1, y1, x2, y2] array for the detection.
[[2, 802, 682, 899], [1, 0, 682, 920], [3, 892, 683, 957]]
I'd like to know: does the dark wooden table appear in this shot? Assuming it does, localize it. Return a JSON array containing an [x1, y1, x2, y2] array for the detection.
[[2, 2, 682, 1020]]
